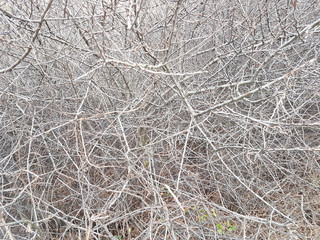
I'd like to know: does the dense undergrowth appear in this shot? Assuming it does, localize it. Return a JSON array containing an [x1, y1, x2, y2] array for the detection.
[[1, 0, 320, 239]]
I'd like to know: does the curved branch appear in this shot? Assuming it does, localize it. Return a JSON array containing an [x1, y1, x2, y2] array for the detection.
[[0, 0, 54, 74]]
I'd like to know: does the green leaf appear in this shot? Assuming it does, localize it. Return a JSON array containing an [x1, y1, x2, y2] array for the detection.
[[228, 225, 237, 232], [211, 208, 217, 217], [216, 223, 224, 230], [217, 229, 224, 234]]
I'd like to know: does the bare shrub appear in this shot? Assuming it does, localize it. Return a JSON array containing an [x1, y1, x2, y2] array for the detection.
[[1, 0, 319, 239]]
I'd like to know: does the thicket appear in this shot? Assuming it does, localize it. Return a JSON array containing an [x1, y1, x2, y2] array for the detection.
[[0, 0, 319, 239]]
